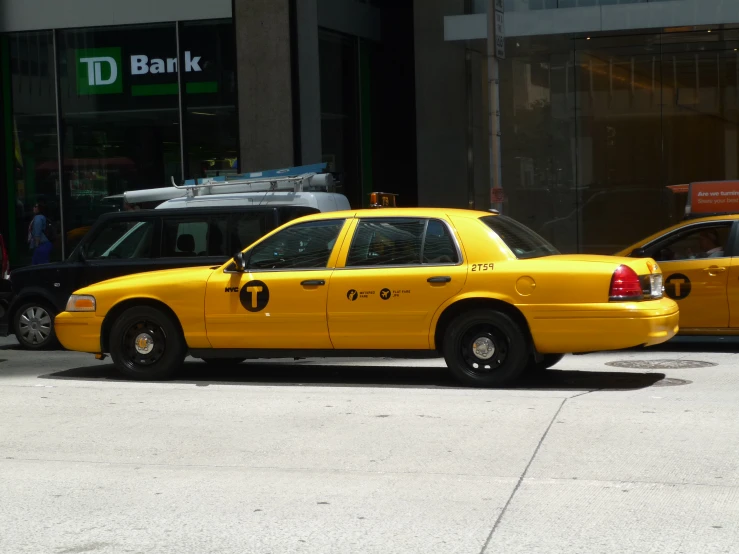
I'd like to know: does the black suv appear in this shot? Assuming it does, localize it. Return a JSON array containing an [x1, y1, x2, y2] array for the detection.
[[0, 205, 319, 350]]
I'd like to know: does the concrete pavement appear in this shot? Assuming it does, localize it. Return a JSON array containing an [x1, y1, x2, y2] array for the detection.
[[0, 335, 738, 553]]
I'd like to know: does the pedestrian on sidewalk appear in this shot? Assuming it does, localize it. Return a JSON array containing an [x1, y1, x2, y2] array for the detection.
[[28, 200, 53, 265]]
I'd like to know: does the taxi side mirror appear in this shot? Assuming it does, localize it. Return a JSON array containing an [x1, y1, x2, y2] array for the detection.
[[630, 247, 648, 258], [234, 251, 247, 272]]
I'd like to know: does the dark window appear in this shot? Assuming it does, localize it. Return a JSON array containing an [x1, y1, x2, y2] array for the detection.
[[346, 218, 426, 266], [277, 206, 321, 225], [651, 224, 732, 262], [481, 215, 560, 259], [84, 220, 155, 260], [229, 212, 270, 254], [248, 220, 345, 270], [162, 217, 223, 257], [423, 220, 460, 264]]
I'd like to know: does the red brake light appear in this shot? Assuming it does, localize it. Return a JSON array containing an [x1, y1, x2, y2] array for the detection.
[[609, 264, 643, 301]]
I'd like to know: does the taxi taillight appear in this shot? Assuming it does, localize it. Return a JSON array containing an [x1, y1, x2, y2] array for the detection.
[[609, 265, 643, 301]]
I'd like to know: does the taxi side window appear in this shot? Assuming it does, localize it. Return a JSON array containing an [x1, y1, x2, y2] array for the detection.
[[423, 220, 459, 264], [652, 224, 732, 262], [346, 218, 426, 266], [247, 220, 345, 270], [346, 218, 459, 267]]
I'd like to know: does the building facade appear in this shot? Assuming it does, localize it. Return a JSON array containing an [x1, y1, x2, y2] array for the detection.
[[443, 0, 739, 254], [2, 0, 739, 267], [0, 0, 417, 268]]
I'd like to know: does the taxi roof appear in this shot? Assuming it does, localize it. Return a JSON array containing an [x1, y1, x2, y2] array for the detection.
[[616, 212, 739, 256], [294, 207, 496, 222]]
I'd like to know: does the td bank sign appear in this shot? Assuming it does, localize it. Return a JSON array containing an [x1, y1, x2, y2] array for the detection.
[[76, 47, 214, 96]]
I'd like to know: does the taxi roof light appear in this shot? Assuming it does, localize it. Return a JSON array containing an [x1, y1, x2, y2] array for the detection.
[[369, 192, 398, 208], [609, 265, 643, 301]]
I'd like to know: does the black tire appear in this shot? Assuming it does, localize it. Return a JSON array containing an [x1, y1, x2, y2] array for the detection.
[[200, 357, 246, 366], [442, 309, 529, 387], [528, 353, 565, 374], [14, 300, 60, 350], [109, 306, 186, 380]]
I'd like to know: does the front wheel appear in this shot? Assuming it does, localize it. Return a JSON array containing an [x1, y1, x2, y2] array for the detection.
[[109, 306, 186, 380], [442, 309, 529, 387], [14, 300, 59, 350]]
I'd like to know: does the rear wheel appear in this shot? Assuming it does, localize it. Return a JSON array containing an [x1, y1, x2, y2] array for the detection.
[[442, 309, 529, 387], [528, 353, 565, 374], [14, 300, 59, 350], [109, 306, 186, 380]]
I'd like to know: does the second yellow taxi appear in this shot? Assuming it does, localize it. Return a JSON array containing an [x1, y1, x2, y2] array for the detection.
[[617, 180, 739, 336], [55, 208, 679, 387]]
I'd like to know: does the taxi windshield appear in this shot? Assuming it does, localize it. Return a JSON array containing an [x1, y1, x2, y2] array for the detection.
[[481, 215, 560, 259]]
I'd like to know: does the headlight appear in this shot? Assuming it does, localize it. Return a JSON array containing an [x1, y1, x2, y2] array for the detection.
[[65, 294, 96, 312]]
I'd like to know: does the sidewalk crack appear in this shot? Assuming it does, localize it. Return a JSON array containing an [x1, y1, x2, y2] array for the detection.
[[479, 389, 596, 554]]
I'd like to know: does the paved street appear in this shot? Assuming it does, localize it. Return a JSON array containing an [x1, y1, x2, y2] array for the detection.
[[1, 335, 738, 554]]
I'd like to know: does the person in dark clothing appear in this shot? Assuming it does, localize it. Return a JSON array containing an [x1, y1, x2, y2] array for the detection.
[[28, 200, 52, 265]]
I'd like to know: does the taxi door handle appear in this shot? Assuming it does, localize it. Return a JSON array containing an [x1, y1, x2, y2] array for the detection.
[[427, 276, 452, 283], [703, 267, 726, 273], [301, 279, 326, 286]]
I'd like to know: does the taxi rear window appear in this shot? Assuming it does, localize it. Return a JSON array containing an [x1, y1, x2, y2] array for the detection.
[[481, 215, 560, 259]]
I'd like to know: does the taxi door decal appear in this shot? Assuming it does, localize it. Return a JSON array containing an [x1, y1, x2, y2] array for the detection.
[[664, 273, 691, 300]]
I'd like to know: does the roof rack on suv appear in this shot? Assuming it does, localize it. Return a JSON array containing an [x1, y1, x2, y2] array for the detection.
[[124, 163, 335, 206]]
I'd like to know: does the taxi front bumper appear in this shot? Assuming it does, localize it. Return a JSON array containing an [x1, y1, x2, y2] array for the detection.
[[522, 297, 679, 354], [54, 312, 104, 353]]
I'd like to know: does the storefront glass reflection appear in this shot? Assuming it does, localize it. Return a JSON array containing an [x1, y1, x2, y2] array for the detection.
[[4, 19, 238, 266], [57, 24, 182, 252], [501, 30, 739, 254], [181, 20, 239, 180], [8, 32, 62, 266]]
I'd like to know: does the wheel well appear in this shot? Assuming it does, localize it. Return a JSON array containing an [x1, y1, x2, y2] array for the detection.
[[9, 294, 58, 330], [433, 298, 534, 353], [100, 298, 185, 352]]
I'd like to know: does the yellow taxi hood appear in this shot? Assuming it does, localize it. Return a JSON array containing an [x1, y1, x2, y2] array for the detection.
[[72, 265, 217, 296]]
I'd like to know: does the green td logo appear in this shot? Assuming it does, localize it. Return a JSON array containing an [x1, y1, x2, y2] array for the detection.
[[76, 48, 122, 95]]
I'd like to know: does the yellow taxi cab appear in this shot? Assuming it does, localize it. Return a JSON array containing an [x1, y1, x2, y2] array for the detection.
[[54, 207, 678, 387], [617, 180, 739, 335]]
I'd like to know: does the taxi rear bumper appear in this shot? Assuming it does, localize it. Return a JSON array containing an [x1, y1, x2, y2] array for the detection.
[[521, 297, 679, 354], [54, 312, 104, 353]]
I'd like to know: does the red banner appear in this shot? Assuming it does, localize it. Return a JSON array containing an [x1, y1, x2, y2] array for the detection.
[[690, 181, 739, 214]]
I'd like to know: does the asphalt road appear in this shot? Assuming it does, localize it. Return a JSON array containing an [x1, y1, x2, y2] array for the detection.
[[1, 335, 738, 554]]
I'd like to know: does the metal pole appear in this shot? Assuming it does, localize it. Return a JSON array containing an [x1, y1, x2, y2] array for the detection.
[[487, 0, 504, 211], [175, 22, 186, 182], [52, 31, 66, 259]]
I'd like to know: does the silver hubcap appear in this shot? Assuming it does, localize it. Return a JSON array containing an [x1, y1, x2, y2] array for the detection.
[[134, 333, 155, 355], [472, 337, 495, 360], [18, 307, 52, 345]]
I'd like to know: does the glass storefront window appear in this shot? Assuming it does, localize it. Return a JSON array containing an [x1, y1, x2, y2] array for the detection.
[[8, 31, 63, 266], [2, 19, 238, 267], [181, 20, 239, 180], [501, 30, 739, 254], [499, 36, 578, 252], [57, 24, 182, 253], [319, 30, 361, 207]]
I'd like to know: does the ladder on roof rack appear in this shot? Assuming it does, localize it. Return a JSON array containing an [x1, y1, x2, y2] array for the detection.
[[171, 171, 334, 196], [124, 163, 335, 205]]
